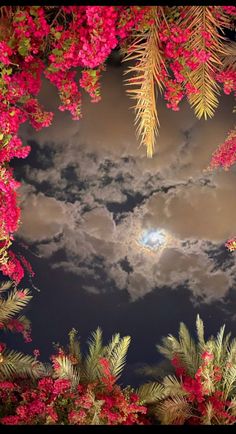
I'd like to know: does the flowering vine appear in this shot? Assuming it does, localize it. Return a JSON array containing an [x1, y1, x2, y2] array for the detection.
[[0, 5, 235, 283]]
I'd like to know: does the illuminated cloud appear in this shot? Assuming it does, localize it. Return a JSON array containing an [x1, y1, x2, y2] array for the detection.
[[17, 64, 236, 304]]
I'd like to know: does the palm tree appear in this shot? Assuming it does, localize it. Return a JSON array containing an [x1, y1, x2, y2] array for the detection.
[[51, 327, 131, 388], [123, 6, 233, 157], [0, 281, 45, 380], [138, 315, 236, 424]]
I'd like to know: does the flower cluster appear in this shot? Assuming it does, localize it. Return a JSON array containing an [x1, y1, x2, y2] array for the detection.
[[0, 286, 32, 343], [171, 351, 236, 424], [210, 126, 236, 170], [0, 5, 236, 282], [80, 67, 104, 103], [0, 355, 148, 425], [225, 237, 236, 252], [216, 69, 236, 96], [0, 6, 149, 278], [157, 18, 219, 111]]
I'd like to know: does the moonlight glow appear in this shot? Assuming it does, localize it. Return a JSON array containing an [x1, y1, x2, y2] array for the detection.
[[138, 229, 168, 252]]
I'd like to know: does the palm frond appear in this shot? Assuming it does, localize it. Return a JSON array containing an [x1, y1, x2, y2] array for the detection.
[[156, 396, 192, 425], [162, 375, 188, 398], [123, 6, 166, 157], [183, 6, 228, 119], [0, 280, 12, 293], [108, 335, 131, 379], [68, 328, 81, 363], [226, 338, 236, 365], [157, 323, 199, 376], [196, 314, 205, 350], [53, 355, 80, 389], [202, 402, 213, 425], [104, 333, 120, 360], [136, 381, 165, 404], [135, 361, 172, 380], [214, 325, 229, 365], [90, 400, 104, 425], [229, 398, 236, 416], [84, 328, 104, 382], [221, 42, 236, 70], [157, 335, 182, 360], [178, 322, 199, 375], [0, 348, 43, 380], [0, 288, 32, 324], [222, 364, 236, 400]]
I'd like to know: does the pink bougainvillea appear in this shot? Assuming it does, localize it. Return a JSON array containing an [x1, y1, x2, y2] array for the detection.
[[0, 5, 236, 283], [0, 353, 149, 425]]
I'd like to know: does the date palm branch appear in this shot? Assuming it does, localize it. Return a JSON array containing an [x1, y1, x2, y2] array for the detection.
[[123, 6, 166, 157], [182, 6, 230, 119]]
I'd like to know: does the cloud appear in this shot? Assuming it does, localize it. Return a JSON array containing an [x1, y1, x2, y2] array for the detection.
[[19, 191, 70, 242], [16, 64, 236, 303], [144, 181, 236, 242]]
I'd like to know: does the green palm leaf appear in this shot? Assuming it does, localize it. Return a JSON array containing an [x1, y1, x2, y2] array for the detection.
[[222, 364, 236, 400], [202, 402, 213, 425], [156, 396, 192, 425], [84, 328, 104, 382], [221, 41, 236, 70], [108, 335, 131, 379], [136, 381, 165, 404], [104, 333, 120, 361], [162, 375, 188, 398], [0, 348, 43, 380], [178, 322, 199, 374], [0, 288, 32, 324], [0, 280, 12, 294], [196, 314, 205, 349], [53, 355, 80, 389]]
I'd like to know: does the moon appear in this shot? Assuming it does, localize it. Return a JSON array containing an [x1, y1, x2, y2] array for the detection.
[[138, 229, 169, 252]]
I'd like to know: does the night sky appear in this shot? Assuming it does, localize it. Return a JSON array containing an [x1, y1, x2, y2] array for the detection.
[[3, 55, 236, 388]]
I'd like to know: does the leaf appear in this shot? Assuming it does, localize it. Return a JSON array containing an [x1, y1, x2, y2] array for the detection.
[[54, 32, 61, 40], [68, 328, 81, 362], [221, 41, 236, 70], [104, 333, 120, 361], [137, 381, 165, 404], [0, 288, 32, 324], [162, 375, 188, 398], [214, 324, 227, 364], [123, 6, 166, 157], [202, 402, 213, 425], [0, 280, 12, 293], [178, 322, 199, 375], [196, 314, 205, 349], [108, 335, 131, 379], [53, 355, 80, 389], [156, 396, 192, 425], [52, 48, 63, 56], [84, 328, 104, 382], [222, 364, 236, 400], [182, 6, 228, 119], [158, 336, 179, 359], [0, 349, 43, 380]]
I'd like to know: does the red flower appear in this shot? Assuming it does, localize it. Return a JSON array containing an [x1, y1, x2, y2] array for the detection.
[[201, 351, 214, 361], [53, 378, 71, 395], [33, 349, 40, 358], [0, 342, 6, 353]]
